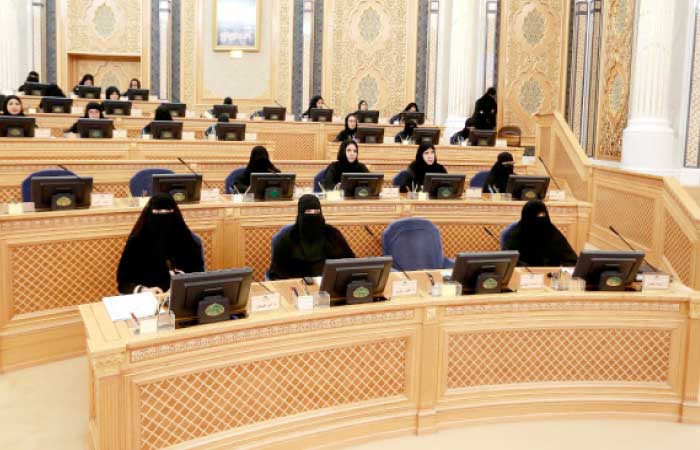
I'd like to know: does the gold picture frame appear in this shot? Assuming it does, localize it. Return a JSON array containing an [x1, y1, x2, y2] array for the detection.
[[213, 0, 261, 52]]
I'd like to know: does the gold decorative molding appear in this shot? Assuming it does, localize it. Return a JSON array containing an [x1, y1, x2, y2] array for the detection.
[[180, 0, 197, 104], [66, 0, 141, 55], [446, 301, 682, 316], [91, 352, 126, 377], [685, 11, 700, 167]]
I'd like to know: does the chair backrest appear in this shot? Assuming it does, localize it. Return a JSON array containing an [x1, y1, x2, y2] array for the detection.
[[224, 167, 246, 194], [266, 224, 294, 280], [313, 168, 327, 193], [21, 169, 76, 202], [392, 170, 412, 188], [469, 170, 490, 188], [381, 217, 446, 271], [191, 232, 206, 270], [500, 221, 519, 249], [498, 126, 522, 147], [129, 168, 175, 197]]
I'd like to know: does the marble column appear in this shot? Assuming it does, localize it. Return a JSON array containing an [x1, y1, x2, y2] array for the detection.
[[0, 0, 33, 91], [32, 0, 45, 79], [159, 0, 171, 100], [621, 0, 677, 174], [302, 0, 314, 108]]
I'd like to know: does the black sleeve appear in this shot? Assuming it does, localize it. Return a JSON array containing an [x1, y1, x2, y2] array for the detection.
[[549, 231, 578, 266], [65, 121, 79, 134], [389, 113, 401, 124], [450, 133, 459, 145], [334, 131, 346, 142], [116, 239, 140, 294], [395, 170, 414, 193], [326, 226, 356, 259], [357, 163, 370, 173], [323, 163, 339, 190], [268, 232, 298, 280], [394, 132, 402, 143]]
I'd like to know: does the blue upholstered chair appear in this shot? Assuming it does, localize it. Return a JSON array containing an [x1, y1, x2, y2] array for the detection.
[[381, 218, 454, 271], [21, 169, 76, 202], [224, 167, 246, 194], [313, 168, 327, 193], [469, 170, 490, 188], [499, 222, 519, 249], [392, 170, 412, 188], [266, 224, 294, 280], [129, 168, 175, 197]]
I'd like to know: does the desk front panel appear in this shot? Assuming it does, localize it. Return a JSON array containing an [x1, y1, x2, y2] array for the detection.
[[327, 143, 525, 163]]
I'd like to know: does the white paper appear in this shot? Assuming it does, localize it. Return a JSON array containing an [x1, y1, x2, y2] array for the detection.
[[91, 193, 115, 207], [381, 187, 400, 199], [7, 203, 23, 215], [131, 109, 143, 117], [325, 191, 342, 201], [182, 131, 196, 140], [185, 111, 195, 118], [548, 190, 566, 201], [113, 129, 127, 139], [250, 292, 281, 312], [521, 156, 536, 165], [642, 273, 671, 290], [466, 188, 482, 199], [519, 273, 545, 290], [417, 192, 428, 201], [200, 188, 220, 202], [495, 139, 508, 147], [441, 283, 460, 297], [34, 128, 51, 138], [391, 279, 418, 297], [296, 295, 314, 310], [103, 292, 158, 321], [245, 133, 257, 141]]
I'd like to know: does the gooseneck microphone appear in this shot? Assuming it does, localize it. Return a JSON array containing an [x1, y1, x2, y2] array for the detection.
[[537, 156, 562, 190], [177, 157, 214, 190], [608, 225, 660, 272]]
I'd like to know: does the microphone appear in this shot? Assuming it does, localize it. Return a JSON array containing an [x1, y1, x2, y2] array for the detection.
[[608, 225, 660, 273], [177, 157, 214, 190], [537, 156, 562, 190], [363, 225, 411, 279], [483, 226, 532, 273], [57, 163, 100, 192]]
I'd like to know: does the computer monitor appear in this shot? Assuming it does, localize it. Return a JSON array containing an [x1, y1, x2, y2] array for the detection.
[[40, 97, 73, 114], [0, 116, 35, 137], [149, 121, 183, 140], [126, 89, 149, 101], [401, 111, 425, 125], [572, 250, 645, 291], [340, 173, 384, 199], [469, 129, 497, 146], [169, 268, 253, 327], [102, 100, 132, 116], [263, 106, 286, 121], [249, 173, 296, 201], [505, 175, 550, 200], [151, 173, 202, 203], [162, 103, 187, 118], [30, 175, 93, 211], [422, 173, 466, 199], [449, 251, 519, 294], [412, 128, 441, 145], [355, 126, 384, 144], [23, 82, 49, 96], [355, 110, 379, 124], [76, 119, 114, 139], [310, 108, 333, 122], [76, 85, 102, 99], [319, 256, 393, 305], [215, 122, 246, 141], [0, 95, 5, 112], [212, 104, 238, 119]]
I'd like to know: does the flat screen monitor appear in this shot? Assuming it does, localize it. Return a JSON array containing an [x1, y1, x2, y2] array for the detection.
[[149, 120, 183, 140], [76, 119, 113, 139], [401, 111, 425, 125], [102, 100, 132, 116], [126, 89, 149, 101], [249, 172, 296, 201], [310, 108, 333, 122], [319, 256, 393, 305], [450, 251, 519, 294], [412, 128, 441, 145], [469, 129, 497, 146], [422, 173, 465, 199], [23, 82, 49, 96], [0, 95, 5, 112], [263, 106, 286, 121], [355, 110, 379, 124], [340, 172, 384, 199], [215, 122, 246, 141], [40, 97, 73, 114], [151, 173, 202, 203], [76, 85, 101, 99], [355, 126, 384, 144], [505, 175, 550, 200], [572, 250, 644, 291], [169, 268, 253, 327], [212, 104, 238, 119], [30, 175, 93, 211], [0, 116, 35, 138], [162, 103, 186, 118]]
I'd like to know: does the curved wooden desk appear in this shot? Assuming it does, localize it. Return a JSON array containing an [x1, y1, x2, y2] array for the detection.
[[79, 271, 700, 449]]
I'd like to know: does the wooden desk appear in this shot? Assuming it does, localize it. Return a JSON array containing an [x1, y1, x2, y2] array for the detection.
[[79, 272, 700, 449], [20, 95, 164, 115], [0, 198, 590, 373], [325, 143, 525, 163]]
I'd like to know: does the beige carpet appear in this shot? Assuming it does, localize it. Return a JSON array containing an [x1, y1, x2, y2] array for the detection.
[[2, 357, 700, 450]]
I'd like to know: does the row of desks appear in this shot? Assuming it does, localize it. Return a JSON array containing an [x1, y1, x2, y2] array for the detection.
[[0, 197, 591, 373]]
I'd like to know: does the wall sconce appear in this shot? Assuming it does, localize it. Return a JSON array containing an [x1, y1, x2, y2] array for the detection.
[[229, 50, 243, 59]]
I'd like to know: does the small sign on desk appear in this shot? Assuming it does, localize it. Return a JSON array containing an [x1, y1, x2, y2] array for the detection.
[[296, 295, 314, 311], [91, 193, 115, 207], [519, 272, 545, 290], [642, 273, 671, 290], [182, 131, 196, 140], [113, 129, 127, 139], [548, 190, 566, 201], [35, 128, 51, 138], [250, 292, 281, 312], [466, 188, 482, 199], [7, 203, 24, 215], [381, 187, 400, 199], [391, 279, 418, 297], [200, 188, 220, 202]]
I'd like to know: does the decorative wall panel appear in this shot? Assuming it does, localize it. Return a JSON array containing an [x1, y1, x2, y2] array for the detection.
[[322, 0, 418, 117], [498, 0, 568, 139], [71, 57, 141, 91], [684, 10, 700, 167], [595, 0, 635, 161], [66, 0, 141, 55]]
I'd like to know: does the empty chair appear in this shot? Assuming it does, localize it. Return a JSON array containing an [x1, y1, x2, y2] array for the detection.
[[381, 217, 453, 271], [224, 167, 246, 194], [313, 168, 327, 193], [129, 168, 175, 197], [21, 169, 76, 202], [469, 170, 490, 188], [498, 126, 522, 147], [499, 221, 518, 249]]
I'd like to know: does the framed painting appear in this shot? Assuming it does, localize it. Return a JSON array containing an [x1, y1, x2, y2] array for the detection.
[[213, 0, 261, 51]]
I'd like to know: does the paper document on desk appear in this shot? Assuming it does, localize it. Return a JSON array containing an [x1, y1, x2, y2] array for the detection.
[[102, 292, 158, 321]]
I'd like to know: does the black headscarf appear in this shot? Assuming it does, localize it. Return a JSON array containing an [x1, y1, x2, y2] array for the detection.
[[105, 86, 121, 100], [335, 113, 358, 142], [154, 105, 173, 121], [358, 100, 368, 110], [239, 146, 280, 188], [223, 97, 233, 105], [116, 193, 204, 293], [18, 71, 40, 92], [44, 83, 66, 97], [2, 95, 25, 116], [456, 118, 472, 141], [303, 95, 324, 117], [474, 88, 497, 129], [335, 140, 362, 172], [483, 152, 514, 194], [408, 143, 447, 186], [74, 74, 95, 93], [396, 119, 417, 142], [403, 102, 418, 112], [129, 78, 141, 89], [66, 102, 105, 133], [503, 200, 578, 267], [294, 194, 326, 261]]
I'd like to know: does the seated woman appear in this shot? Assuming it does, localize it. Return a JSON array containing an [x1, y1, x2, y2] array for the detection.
[[396, 143, 447, 192], [105, 86, 121, 100], [482, 151, 515, 194], [3, 96, 26, 116], [356, 99, 368, 112], [38, 84, 67, 112], [142, 105, 173, 135], [450, 118, 474, 145], [323, 140, 369, 190], [231, 145, 280, 193], [117, 193, 205, 294], [390, 102, 418, 124], [334, 113, 358, 142], [302, 95, 325, 118], [502, 199, 578, 267], [73, 73, 95, 94], [394, 119, 417, 143], [127, 78, 141, 90], [17, 71, 40, 93], [65, 102, 107, 134], [204, 113, 230, 138], [268, 194, 355, 280]]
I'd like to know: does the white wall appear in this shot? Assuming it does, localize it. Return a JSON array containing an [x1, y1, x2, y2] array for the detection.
[[0, 0, 34, 91]]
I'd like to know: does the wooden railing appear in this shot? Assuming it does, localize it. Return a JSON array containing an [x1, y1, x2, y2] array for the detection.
[[537, 113, 700, 289]]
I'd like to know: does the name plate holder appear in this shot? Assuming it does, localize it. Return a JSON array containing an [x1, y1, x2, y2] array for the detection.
[[440, 281, 461, 297], [642, 272, 671, 290], [250, 292, 281, 313], [7, 203, 24, 215], [465, 188, 482, 199], [381, 187, 400, 199], [295, 295, 314, 311], [548, 190, 566, 201], [200, 188, 220, 203], [521, 156, 536, 165], [91, 193, 115, 207], [519, 272, 546, 290], [391, 279, 418, 298], [182, 131, 196, 140], [35, 128, 51, 138], [325, 190, 342, 202], [113, 129, 127, 139]]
